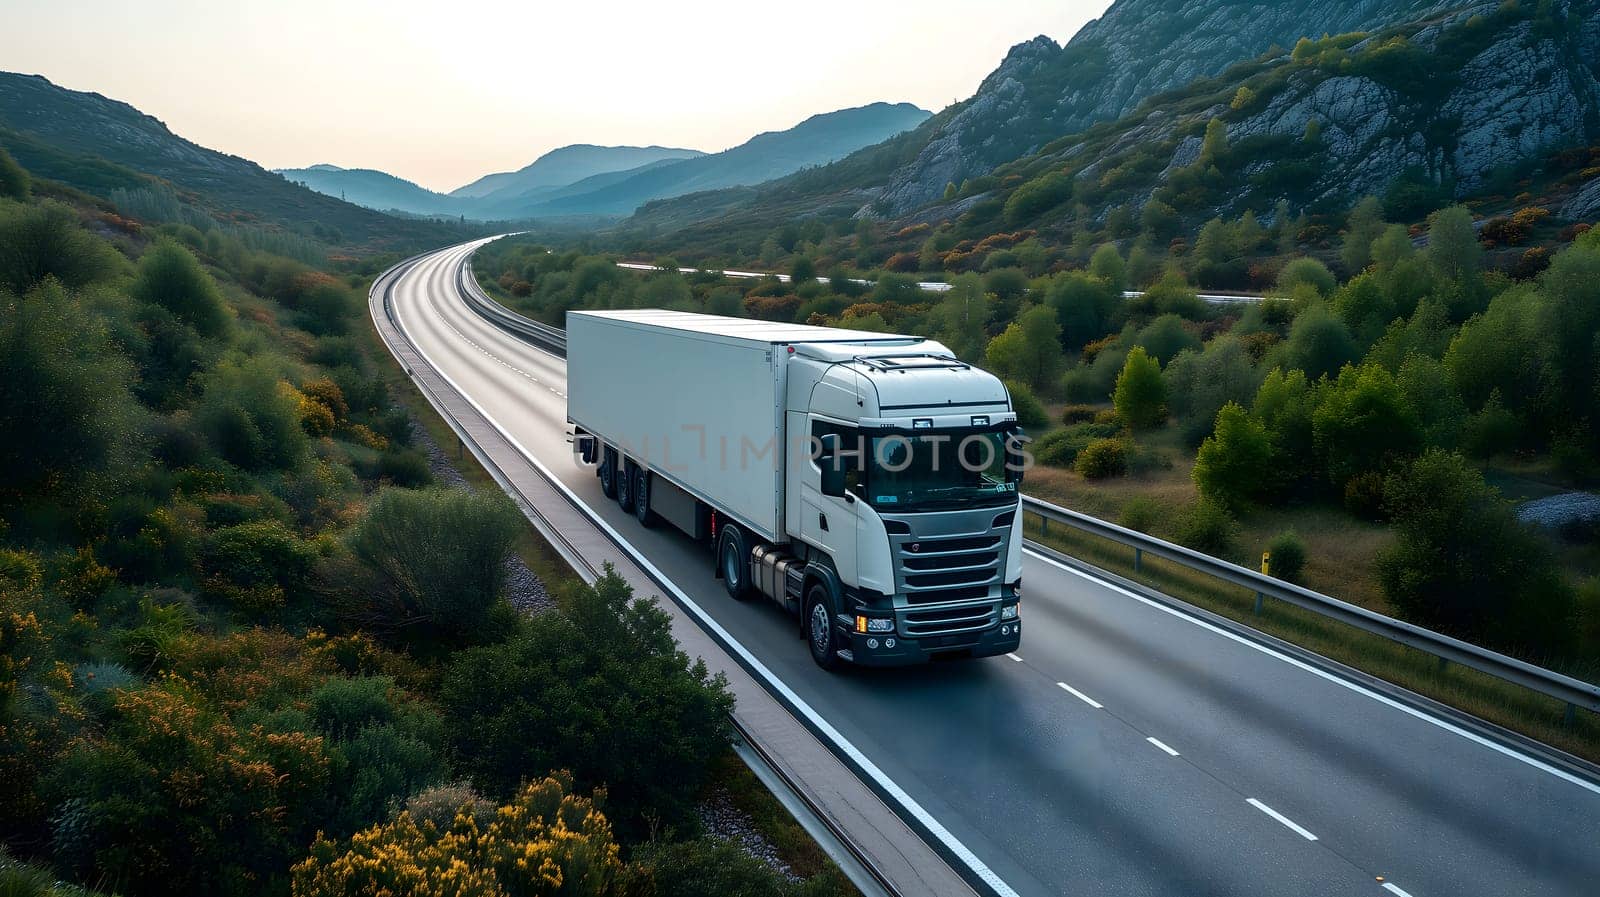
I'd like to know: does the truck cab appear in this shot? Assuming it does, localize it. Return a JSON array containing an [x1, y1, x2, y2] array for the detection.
[[784, 341, 1024, 667]]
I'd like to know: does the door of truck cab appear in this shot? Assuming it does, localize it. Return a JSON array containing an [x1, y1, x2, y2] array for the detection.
[[801, 418, 859, 588]]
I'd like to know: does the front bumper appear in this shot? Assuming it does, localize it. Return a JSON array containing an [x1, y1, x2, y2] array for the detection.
[[843, 618, 1021, 667]]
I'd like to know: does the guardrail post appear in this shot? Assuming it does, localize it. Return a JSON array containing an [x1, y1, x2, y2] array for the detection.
[[1438, 656, 1449, 674], [1253, 591, 1263, 615], [1040, 513, 1048, 537], [1133, 547, 1142, 573], [457, 436, 464, 459], [1565, 702, 1575, 727]]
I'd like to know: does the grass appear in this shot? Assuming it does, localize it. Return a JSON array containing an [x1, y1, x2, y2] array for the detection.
[[1023, 514, 1600, 763]]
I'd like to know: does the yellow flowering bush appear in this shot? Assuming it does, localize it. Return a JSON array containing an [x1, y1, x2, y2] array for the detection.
[[292, 773, 620, 897]]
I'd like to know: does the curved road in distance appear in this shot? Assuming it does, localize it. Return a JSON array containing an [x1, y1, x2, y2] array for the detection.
[[388, 239, 1598, 897]]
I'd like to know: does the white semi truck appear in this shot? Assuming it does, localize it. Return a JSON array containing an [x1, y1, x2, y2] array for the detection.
[[567, 309, 1025, 669]]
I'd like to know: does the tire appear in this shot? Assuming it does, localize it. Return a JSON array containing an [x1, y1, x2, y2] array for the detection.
[[598, 446, 618, 499], [633, 466, 656, 527], [717, 526, 751, 601], [806, 584, 841, 671], [616, 458, 635, 513]]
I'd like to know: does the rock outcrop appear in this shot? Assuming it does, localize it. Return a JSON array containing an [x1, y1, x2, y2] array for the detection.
[[875, 0, 1458, 214]]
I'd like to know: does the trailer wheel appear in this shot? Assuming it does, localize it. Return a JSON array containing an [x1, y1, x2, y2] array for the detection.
[[806, 584, 841, 671], [717, 525, 751, 601], [633, 467, 656, 527], [617, 458, 635, 513], [598, 446, 618, 499]]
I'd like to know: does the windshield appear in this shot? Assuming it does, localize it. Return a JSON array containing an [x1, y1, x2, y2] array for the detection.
[[864, 431, 1018, 511]]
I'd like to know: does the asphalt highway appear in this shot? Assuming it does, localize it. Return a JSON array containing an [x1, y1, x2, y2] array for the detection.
[[388, 239, 1598, 897]]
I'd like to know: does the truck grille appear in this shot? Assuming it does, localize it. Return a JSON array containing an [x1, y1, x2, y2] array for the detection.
[[902, 605, 994, 638], [896, 532, 1003, 606]]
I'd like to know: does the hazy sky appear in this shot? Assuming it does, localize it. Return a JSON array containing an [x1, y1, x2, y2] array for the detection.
[[3, 1, 1111, 192]]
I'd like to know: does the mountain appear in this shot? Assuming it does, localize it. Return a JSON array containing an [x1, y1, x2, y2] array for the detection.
[[450, 144, 704, 201], [967, 0, 1599, 233], [0, 72, 458, 248], [509, 102, 931, 218], [276, 164, 465, 216]]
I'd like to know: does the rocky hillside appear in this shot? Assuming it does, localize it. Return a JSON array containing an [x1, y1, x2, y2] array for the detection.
[[874, 0, 1457, 214], [0, 72, 459, 249], [969, 0, 1598, 232]]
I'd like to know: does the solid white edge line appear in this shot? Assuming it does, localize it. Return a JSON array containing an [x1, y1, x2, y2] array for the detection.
[[1380, 883, 1415, 897], [1146, 737, 1180, 757], [1025, 548, 1600, 798], [388, 246, 1023, 897], [1057, 681, 1103, 709], [1246, 798, 1318, 841]]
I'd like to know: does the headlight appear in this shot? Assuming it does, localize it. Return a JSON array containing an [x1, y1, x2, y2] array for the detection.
[[1001, 604, 1019, 620], [856, 615, 894, 633]]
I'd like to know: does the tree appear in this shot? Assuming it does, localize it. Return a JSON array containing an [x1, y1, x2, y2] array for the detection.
[[789, 255, 816, 285], [1395, 353, 1466, 449], [1252, 368, 1318, 497], [1045, 271, 1120, 351], [1311, 363, 1421, 490], [131, 240, 231, 338], [927, 273, 988, 360], [1426, 205, 1484, 318], [1134, 313, 1200, 365], [0, 280, 142, 502], [1199, 117, 1229, 168], [1164, 335, 1263, 445], [1274, 303, 1357, 380], [1378, 450, 1571, 649], [1193, 402, 1272, 510], [985, 304, 1062, 389], [1088, 243, 1126, 291], [1113, 346, 1166, 429], [1340, 196, 1385, 274], [0, 145, 28, 200], [439, 570, 733, 839], [1230, 86, 1257, 111], [1443, 285, 1542, 412], [1277, 257, 1336, 298], [344, 487, 521, 645]]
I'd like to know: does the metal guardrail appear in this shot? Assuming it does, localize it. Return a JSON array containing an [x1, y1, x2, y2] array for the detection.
[[458, 251, 1600, 725], [1021, 496, 1600, 721]]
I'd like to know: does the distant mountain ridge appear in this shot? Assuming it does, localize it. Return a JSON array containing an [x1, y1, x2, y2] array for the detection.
[[0, 71, 457, 248], [506, 102, 932, 218], [450, 144, 705, 201], [276, 164, 464, 216]]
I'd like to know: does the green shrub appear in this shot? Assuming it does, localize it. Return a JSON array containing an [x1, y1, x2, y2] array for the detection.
[[131, 241, 230, 338], [344, 487, 522, 646], [1276, 257, 1336, 297], [196, 359, 307, 472], [624, 838, 793, 897], [404, 781, 492, 830], [310, 676, 402, 741], [439, 569, 733, 840], [1264, 531, 1307, 584], [0, 146, 29, 200], [1029, 430, 1077, 467], [1118, 497, 1160, 533], [1003, 380, 1049, 429], [1074, 438, 1129, 479], [1175, 499, 1239, 557], [1060, 403, 1098, 425], [374, 449, 432, 488], [203, 519, 317, 595], [0, 201, 124, 294]]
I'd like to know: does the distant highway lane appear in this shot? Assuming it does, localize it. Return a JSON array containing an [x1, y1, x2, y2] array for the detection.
[[387, 239, 1598, 897]]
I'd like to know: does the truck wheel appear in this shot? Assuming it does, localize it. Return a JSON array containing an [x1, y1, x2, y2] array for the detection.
[[717, 526, 751, 601], [598, 446, 618, 499], [617, 459, 635, 513], [806, 585, 841, 671], [633, 467, 656, 527]]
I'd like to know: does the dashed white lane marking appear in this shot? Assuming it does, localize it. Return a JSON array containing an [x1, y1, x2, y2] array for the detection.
[[428, 291, 567, 398], [1006, 653, 1023, 662], [1247, 798, 1318, 841], [1056, 681, 1103, 709], [1146, 736, 1180, 757], [1381, 882, 1415, 897]]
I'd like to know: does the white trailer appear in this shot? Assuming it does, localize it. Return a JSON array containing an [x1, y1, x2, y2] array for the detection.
[[568, 309, 1026, 669]]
